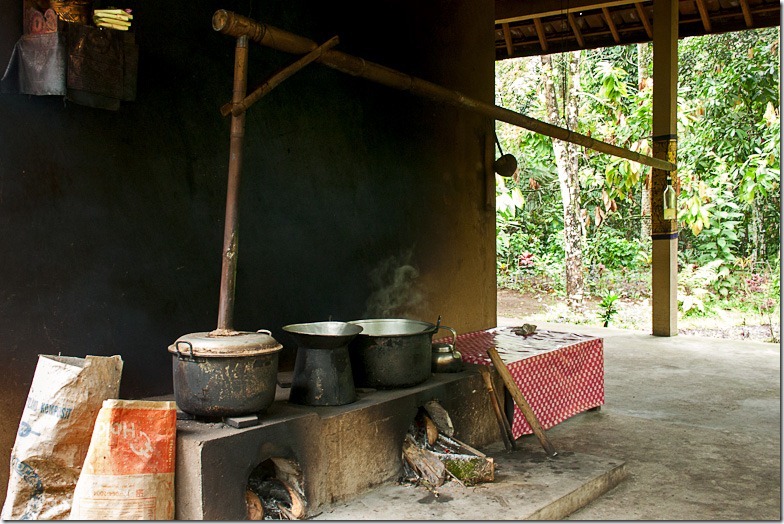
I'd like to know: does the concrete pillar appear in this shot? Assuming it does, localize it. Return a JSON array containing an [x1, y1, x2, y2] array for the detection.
[[651, 0, 679, 336]]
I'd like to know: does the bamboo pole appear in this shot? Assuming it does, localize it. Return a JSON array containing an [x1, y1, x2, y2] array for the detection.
[[212, 10, 676, 172], [487, 347, 557, 457], [220, 36, 340, 118], [214, 35, 249, 334]]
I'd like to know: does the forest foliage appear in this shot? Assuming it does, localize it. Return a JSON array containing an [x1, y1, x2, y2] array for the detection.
[[495, 27, 780, 319]]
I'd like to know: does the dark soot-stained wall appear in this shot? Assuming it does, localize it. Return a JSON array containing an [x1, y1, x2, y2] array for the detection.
[[0, 0, 496, 499]]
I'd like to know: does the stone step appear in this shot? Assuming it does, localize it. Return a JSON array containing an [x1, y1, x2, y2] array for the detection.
[[314, 445, 627, 520]]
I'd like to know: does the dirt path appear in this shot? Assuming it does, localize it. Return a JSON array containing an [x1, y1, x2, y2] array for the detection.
[[497, 287, 780, 344]]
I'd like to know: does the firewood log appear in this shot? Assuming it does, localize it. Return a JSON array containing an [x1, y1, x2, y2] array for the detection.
[[431, 434, 495, 485], [423, 400, 454, 437], [402, 435, 446, 487], [424, 414, 438, 446], [439, 453, 495, 485]]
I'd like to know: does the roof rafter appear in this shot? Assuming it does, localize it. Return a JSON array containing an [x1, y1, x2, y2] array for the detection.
[[567, 12, 586, 47], [635, 2, 653, 38], [533, 17, 549, 51], [738, 0, 754, 27], [502, 23, 515, 56], [602, 6, 622, 43], [694, 0, 713, 32]]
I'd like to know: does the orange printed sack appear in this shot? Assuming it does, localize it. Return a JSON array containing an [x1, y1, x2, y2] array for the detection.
[[69, 399, 177, 520]]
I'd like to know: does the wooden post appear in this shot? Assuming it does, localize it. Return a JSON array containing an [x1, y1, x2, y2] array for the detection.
[[651, 0, 679, 337], [479, 365, 515, 451], [487, 348, 557, 457]]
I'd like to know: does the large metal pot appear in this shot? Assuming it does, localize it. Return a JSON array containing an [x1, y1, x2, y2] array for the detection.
[[168, 330, 282, 418], [347, 319, 453, 389]]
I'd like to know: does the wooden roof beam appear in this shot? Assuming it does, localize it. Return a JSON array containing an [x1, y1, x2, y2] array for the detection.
[[496, 0, 639, 24], [498, 7, 780, 54], [567, 12, 586, 47], [694, 0, 712, 31], [502, 22, 515, 56], [533, 17, 549, 51], [635, 2, 653, 38], [602, 6, 622, 43], [738, 0, 754, 27]]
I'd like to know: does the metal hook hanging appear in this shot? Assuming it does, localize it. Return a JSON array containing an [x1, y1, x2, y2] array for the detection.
[[494, 132, 505, 156]]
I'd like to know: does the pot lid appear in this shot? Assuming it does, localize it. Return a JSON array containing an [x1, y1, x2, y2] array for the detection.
[[168, 330, 282, 358], [432, 343, 454, 352], [348, 318, 437, 337]]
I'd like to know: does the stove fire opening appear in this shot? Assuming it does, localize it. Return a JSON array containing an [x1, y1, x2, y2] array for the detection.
[[245, 457, 306, 520]]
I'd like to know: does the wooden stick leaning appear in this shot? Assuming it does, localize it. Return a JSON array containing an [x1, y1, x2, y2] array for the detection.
[[479, 365, 515, 451], [487, 347, 557, 457]]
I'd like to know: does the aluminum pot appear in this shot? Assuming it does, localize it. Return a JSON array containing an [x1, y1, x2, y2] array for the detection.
[[347, 319, 454, 389], [168, 330, 282, 418]]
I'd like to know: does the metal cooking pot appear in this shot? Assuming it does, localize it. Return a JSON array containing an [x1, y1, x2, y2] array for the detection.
[[283, 321, 363, 406], [347, 318, 455, 389], [168, 330, 282, 418]]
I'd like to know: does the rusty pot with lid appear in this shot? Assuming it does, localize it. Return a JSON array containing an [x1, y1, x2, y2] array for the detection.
[[168, 329, 282, 418]]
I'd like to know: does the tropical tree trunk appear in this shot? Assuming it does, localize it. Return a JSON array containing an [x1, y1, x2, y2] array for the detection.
[[638, 42, 653, 239], [541, 52, 584, 307], [750, 203, 765, 262]]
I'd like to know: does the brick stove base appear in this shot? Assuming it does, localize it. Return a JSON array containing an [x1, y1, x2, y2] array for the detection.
[[174, 368, 498, 520]]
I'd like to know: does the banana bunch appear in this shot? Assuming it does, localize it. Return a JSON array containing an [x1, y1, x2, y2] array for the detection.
[[93, 8, 132, 31]]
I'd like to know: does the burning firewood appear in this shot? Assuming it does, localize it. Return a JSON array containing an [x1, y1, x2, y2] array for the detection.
[[245, 489, 264, 520], [246, 477, 305, 520]]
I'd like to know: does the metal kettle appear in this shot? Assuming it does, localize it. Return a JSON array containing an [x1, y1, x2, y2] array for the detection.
[[431, 326, 463, 373]]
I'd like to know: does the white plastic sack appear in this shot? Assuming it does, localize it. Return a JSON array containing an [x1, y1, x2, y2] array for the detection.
[[1, 355, 123, 520]]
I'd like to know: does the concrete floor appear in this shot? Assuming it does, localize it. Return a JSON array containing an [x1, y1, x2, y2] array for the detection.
[[531, 321, 782, 521], [318, 320, 781, 520]]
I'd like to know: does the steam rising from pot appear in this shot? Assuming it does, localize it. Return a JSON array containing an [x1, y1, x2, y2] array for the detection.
[[364, 251, 425, 318]]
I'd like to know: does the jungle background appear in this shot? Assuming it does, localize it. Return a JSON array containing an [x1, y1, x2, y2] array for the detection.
[[494, 27, 780, 343]]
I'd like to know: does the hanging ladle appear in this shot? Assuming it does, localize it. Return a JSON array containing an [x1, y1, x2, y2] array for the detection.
[[493, 132, 518, 178]]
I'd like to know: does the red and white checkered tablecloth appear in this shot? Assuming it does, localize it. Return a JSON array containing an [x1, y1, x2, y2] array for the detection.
[[448, 327, 604, 439]]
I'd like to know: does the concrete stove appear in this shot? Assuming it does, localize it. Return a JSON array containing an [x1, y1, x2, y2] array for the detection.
[[173, 369, 498, 520]]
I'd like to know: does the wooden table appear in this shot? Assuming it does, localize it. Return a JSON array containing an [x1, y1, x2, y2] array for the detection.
[[453, 327, 604, 439]]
